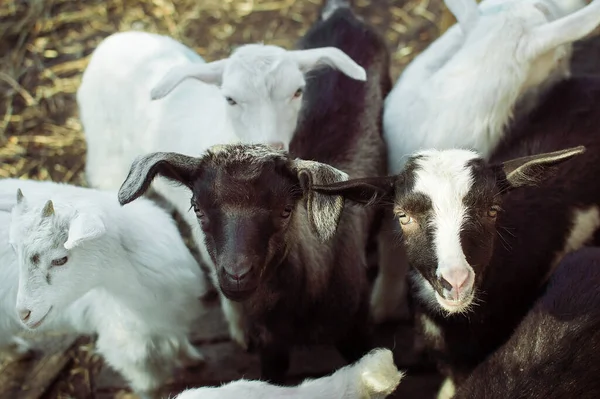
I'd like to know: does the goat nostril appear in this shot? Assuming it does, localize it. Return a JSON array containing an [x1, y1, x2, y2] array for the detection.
[[439, 267, 471, 298], [19, 310, 31, 321], [440, 277, 453, 291]]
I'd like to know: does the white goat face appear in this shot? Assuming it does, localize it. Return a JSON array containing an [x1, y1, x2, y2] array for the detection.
[[149, 43, 366, 150], [219, 46, 306, 148], [9, 191, 106, 330]]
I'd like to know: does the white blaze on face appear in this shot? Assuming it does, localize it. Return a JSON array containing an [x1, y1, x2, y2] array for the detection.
[[413, 149, 479, 303]]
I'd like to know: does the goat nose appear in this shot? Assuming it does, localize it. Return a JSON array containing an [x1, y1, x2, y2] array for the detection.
[[19, 309, 31, 322], [439, 268, 470, 300], [227, 267, 252, 282]]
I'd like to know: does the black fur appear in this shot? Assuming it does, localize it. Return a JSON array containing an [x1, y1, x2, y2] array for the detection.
[[456, 247, 600, 398]]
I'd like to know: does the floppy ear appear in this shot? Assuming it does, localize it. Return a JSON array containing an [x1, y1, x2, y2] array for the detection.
[[118, 152, 202, 205], [445, 0, 479, 34], [150, 59, 228, 100], [312, 176, 397, 206], [519, 0, 600, 59], [64, 212, 107, 250], [291, 159, 349, 242], [288, 47, 367, 81], [496, 145, 585, 189]]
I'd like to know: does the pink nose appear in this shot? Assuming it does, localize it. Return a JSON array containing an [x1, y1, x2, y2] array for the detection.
[[439, 268, 471, 301], [19, 309, 31, 322]]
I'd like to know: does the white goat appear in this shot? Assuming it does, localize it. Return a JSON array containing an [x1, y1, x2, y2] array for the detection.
[[371, 0, 599, 324], [0, 178, 207, 399], [172, 349, 403, 399], [78, 30, 366, 192], [384, 0, 595, 172], [78, 31, 366, 347]]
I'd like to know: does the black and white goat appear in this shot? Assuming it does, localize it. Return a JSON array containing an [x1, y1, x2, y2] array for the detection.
[[313, 75, 600, 396], [117, 0, 390, 384]]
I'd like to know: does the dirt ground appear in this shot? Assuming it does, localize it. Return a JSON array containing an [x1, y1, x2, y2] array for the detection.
[[1, 0, 568, 397]]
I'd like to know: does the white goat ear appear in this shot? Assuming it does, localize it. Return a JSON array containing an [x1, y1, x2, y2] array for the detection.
[[289, 47, 367, 81], [520, 0, 600, 59], [444, 0, 479, 34], [41, 200, 55, 218], [14, 188, 27, 212], [292, 159, 349, 242], [498, 145, 585, 188], [150, 59, 228, 100], [64, 213, 106, 250]]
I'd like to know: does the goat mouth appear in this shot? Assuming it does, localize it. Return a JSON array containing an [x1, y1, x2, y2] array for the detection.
[[221, 286, 255, 302], [25, 306, 53, 330], [435, 293, 474, 314]]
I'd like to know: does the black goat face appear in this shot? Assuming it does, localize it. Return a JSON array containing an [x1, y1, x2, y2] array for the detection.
[[191, 156, 301, 300], [117, 144, 350, 302]]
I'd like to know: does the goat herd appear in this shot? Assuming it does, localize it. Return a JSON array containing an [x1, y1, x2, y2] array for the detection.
[[2, 0, 600, 397]]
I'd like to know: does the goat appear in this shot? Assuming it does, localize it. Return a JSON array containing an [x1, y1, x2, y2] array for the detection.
[[172, 348, 403, 399], [313, 75, 600, 393], [0, 178, 207, 399], [453, 246, 600, 398], [370, 0, 597, 323]]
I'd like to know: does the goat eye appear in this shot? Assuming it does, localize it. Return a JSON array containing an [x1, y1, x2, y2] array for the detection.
[[487, 205, 501, 218], [398, 213, 414, 226], [225, 96, 237, 106], [51, 256, 68, 267], [292, 88, 303, 99], [194, 207, 205, 219], [281, 205, 294, 219]]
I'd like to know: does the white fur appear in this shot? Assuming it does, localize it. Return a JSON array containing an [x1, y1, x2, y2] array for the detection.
[[0, 178, 207, 398], [77, 31, 365, 346], [413, 150, 478, 313], [437, 377, 456, 399], [384, 0, 592, 174], [172, 349, 403, 399]]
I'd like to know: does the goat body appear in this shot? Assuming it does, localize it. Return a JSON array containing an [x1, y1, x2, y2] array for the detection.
[[426, 75, 600, 387], [0, 178, 206, 398], [384, 0, 592, 172], [455, 247, 600, 398]]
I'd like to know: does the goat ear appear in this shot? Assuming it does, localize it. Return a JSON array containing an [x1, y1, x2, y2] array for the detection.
[[150, 59, 228, 100], [444, 0, 479, 34], [312, 176, 397, 206], [292, 159, 349, 242], [118, 152, 202, 205], [289, 47, 366, 81], [497, 146, 585, 189], [521, 0, 600, 59], [13, 188, 27, 213], [64, 212, 106, 250]]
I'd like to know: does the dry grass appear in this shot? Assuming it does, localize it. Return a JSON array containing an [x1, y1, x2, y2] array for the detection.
[[0, 0, 453, 397]]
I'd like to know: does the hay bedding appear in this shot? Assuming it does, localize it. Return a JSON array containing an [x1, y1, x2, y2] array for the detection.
[[0, 0, 451, 397]]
